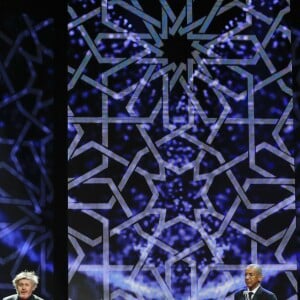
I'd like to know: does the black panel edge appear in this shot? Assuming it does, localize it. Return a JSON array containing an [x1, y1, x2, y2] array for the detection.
[[53, 1, 68, 300]]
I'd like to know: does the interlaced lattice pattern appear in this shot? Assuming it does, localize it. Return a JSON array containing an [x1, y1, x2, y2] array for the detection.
[[0, 13, 54, 298], [67, 1, 296, 299]]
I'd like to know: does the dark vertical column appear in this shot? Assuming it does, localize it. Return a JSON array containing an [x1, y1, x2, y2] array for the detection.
[[53, 1, 68, 300]]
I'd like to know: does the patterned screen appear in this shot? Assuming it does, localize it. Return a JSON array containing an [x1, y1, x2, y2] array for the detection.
[[0, 11, 54, 299], [67, 0, 296, 299]]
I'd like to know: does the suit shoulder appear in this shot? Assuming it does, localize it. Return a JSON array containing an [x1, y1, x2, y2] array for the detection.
[[261, 287, 275, 294], [260, 287, 277, 299], [235, 289, 243, 295], [2, 296, 17, 300], [233, 289, 244, 299]]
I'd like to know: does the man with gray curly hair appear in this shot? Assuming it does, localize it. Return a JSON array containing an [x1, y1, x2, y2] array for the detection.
[[2, 271, 44, 300]]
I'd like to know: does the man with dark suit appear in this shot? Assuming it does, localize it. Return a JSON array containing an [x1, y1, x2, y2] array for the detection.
[[234, 264, 277, 300], [2, 271, 44, 300]]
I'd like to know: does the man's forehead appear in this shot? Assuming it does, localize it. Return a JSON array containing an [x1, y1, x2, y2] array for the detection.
[[17, 278, 32, 283], [245, 267, 256, 273]]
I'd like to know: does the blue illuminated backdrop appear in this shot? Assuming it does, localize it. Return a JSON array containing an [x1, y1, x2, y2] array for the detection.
[[0, 0, 297, 299], [0, 9, 55, 299], [68, 0, 297, 299]]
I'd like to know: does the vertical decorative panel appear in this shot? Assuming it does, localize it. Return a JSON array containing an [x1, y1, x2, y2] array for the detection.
[[68, 1, 296, 299], [0, 12, 54, 299]]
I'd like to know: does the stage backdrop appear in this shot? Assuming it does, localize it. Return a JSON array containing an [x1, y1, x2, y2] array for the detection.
[[0, 9, 55, 299], [67, 0, 297, 299]]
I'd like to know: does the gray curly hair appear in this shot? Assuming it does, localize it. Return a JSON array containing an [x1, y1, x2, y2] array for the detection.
[[12, 271, 39, 288]]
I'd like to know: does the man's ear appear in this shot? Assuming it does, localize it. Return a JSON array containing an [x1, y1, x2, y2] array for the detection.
[[258, 275, 263, 282]]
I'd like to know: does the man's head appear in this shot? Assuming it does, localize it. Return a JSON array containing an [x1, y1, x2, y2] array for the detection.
[[244, 264, 263, 291], [13, 271, 39, 299]]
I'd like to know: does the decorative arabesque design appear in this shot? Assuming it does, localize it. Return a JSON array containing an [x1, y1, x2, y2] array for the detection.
[[68, 1, 296, 299], [0, 14, 54, 298]]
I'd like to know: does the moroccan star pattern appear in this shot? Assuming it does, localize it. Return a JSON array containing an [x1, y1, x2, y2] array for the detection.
[[68, 1, 296, 299], [0, 13, 54, 298]]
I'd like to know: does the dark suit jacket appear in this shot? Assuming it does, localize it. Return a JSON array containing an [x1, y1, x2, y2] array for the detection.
[[234, 286, 277, 300], [2, 294, 44, 300]]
